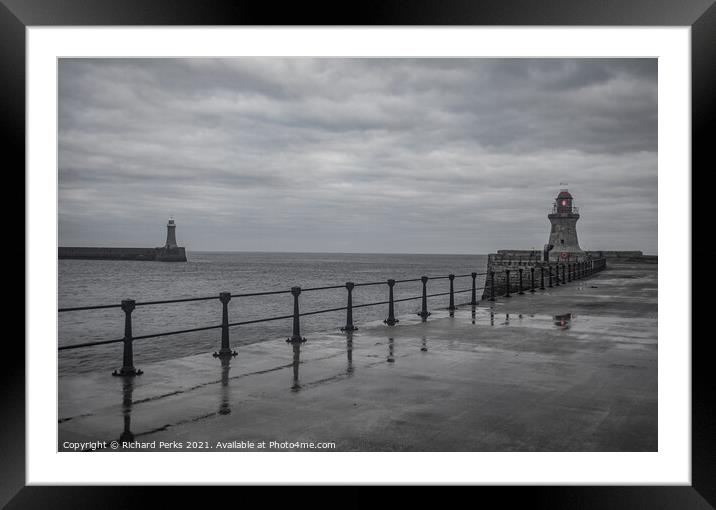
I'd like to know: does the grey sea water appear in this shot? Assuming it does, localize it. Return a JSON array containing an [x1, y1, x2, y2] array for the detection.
[[58, 252, 488, 375]]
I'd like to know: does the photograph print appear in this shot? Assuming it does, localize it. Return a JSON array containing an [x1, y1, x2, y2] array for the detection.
[[57, 57, 658, 453]]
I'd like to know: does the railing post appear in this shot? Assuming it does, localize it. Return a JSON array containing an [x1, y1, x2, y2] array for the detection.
[[555, 264, 560, 286], [286, 286, 306, 344], [214, 292, 237, 358], [562, 264, 566, 284], [384, 279, 399, 326], [540, 266, 545, 290], [341, 282, 357, 332], [448, 274, 456, 311], [518, 268, 525, 295], [417, 276, 431, 319], [489, 271, 496, 301], [548, 265, 553, 287], [113, 299, 142, 376], [568, 263, 572, 282], [470, 272, 478, 306], [530, 267, 536, 293], [578, 261, 583, 279], [505, 269, 511, 297]]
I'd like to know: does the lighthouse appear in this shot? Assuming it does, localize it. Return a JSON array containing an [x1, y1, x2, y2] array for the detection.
[[545, 188, 585, 262], [156, 217, 187, 262], [165, 217, 178, 249]]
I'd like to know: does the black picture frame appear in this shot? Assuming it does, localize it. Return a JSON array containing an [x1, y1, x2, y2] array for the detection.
[[5, 0, 709, 507]]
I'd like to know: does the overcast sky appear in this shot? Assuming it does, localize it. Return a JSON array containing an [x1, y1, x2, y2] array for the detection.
[[58, 58, 657, 254]]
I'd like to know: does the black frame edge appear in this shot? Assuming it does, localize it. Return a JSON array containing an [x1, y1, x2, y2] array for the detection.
[[7, 0, 712, 507]]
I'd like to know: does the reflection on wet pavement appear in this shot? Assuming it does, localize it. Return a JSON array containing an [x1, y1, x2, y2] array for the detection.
[[119, 377, 135, 444], [346, 332, 354, 375], [291, 342, 301, 391], [553, 313, 572, 329], [219, 356, 231, 415]]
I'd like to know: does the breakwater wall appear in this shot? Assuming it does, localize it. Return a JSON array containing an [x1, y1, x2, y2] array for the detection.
[[481, 253, 607, 300], [586, 251, 657, 263], [59, 246, 187, 262]]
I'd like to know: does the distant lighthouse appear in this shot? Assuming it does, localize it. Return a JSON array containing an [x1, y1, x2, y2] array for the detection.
[[165, 217, 178, 249], [545, 188, 585, 262], [156, 217, 187, 262]]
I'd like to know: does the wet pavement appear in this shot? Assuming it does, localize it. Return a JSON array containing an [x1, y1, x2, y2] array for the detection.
[[58, 261, 657, 452]]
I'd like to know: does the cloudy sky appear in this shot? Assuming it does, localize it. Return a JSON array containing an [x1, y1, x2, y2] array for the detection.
[[58, 58, 657, 254]]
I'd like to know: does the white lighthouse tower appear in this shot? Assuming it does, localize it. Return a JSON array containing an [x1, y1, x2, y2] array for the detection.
[[545, 188, 586, 262]]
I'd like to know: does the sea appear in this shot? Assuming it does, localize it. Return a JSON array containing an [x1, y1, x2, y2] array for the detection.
[[58, 252, 489, 375]]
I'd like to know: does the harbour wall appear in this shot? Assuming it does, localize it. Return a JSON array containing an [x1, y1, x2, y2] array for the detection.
[[481, 251, 608, 300], [58, 246, 187, 262], [586, 250, 657, 263]]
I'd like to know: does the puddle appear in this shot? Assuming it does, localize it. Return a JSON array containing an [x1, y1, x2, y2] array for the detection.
[[553, 313, 572, 329]]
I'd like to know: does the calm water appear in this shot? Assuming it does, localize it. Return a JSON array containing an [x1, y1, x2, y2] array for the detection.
[[58, 252, 488, 375]]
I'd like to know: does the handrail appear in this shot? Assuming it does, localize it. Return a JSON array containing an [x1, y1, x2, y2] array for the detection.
[[58, 287, 482, 351], [58, 259, 605, 376], [58, 272, 486, 312]]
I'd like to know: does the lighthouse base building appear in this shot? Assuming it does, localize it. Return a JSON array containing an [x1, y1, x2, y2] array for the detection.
[[545, 189, 587, 263]]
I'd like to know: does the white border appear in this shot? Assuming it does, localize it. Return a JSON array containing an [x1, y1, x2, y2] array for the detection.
[[27, 27, 691, 485]]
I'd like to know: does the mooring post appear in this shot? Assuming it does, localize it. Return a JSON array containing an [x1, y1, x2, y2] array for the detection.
[[384, 279, 399, 326], [504, 269, 511, 298], [548, 265, 553, 287], [113, 299, 142, 376], [214, 292, 237, 358], [448, 274, 456, 311], [286, 286, 306, 344], [341, 282, 357, 332], [518, 268, 525, 295], [470, 272, 478, 306]]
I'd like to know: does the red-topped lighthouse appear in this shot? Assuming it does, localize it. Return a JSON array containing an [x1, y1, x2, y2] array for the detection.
[[545, 188, 585, 262]]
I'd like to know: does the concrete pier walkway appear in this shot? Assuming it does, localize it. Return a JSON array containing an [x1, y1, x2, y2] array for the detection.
[[58, 261, 657, 452]]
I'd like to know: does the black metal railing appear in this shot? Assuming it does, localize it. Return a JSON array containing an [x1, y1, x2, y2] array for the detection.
[[58, 259, 606, 376]]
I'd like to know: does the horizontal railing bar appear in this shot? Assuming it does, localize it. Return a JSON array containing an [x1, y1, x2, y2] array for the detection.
[[301, 284, 347, 292], [228, 314, 294, 327], [58, 338, 124, 350], [135, 295, 218, 306], [393, 278, 423, 283], [132, 324, 223, 341], [231, 289, 293, 298], [58, 303, 122, 312], [352, 281, 386, 287]]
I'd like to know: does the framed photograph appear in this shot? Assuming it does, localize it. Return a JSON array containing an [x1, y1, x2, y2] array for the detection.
[[7, 0, 708, 505]]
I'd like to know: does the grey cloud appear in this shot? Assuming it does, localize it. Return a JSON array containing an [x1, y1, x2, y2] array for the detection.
[[59, 58, 658, 254]]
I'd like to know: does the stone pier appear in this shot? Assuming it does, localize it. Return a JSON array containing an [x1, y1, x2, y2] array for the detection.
[[58, 260, 657, 452]]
